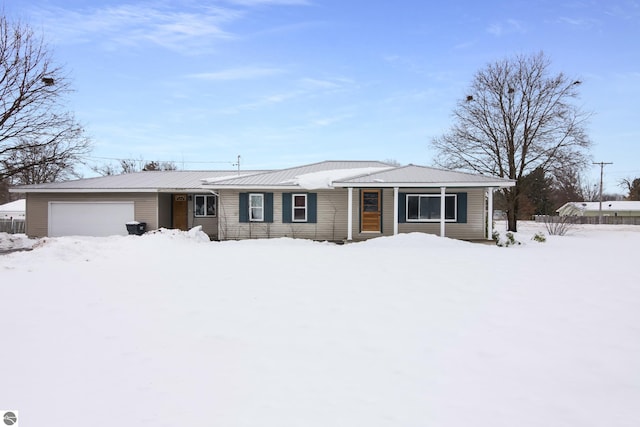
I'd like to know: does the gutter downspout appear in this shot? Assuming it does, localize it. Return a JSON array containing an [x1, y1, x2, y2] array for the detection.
[[440, 186, 446, 237], [487, 188, 494, 240], [347, 187, 353, 241], [393, 187, 399, 236]]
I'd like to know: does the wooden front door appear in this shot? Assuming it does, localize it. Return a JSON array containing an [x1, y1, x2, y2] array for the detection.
[[361, 190, 381, 232], [173, 194, 188, 230]]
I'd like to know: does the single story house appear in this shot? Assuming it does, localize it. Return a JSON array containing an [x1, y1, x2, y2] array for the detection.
[[11, 160, 515, 241], [557, 201, 640, 217], [0, 199, 26, 220]]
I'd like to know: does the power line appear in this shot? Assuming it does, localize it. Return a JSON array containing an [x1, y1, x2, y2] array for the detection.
[[83, 155, 234, 165]]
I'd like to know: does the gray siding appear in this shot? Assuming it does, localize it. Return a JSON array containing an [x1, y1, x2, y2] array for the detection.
[[217, 187, 487, 241], [158, 193, 172, 228], [188, 193, 218, 238], [397, 188, 486, 240], [218, 189, 349, 241], [25, 192, 159, 238]]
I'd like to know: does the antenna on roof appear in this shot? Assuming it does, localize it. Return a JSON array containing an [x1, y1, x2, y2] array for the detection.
[[233, 155, 241, 175]]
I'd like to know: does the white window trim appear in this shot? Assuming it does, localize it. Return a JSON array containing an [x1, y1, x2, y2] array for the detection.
[[194, 194, 217, 217], [292, 193, 308, 222], [406, 194, 457, 222], [249, 193, 264, 222]]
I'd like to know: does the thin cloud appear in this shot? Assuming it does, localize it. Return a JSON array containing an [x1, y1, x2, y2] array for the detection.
[[188, 67, 285, 80], [224, 0, 311, 5], [555, 16, 601, 30], [310, 113, 352, 127], [28, 2, 307, 53], [214, 75, 356, 114], [487, 19, 527, 36]]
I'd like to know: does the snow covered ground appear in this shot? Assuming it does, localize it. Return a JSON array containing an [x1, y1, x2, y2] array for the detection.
[[1, 222, 639, 427]]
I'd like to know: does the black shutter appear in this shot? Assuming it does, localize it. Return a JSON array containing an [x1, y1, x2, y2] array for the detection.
[[398, 192, 407, 223], [239, 193, 249, 223], [308, 193, 317, 223], [282, 193, 292, 223], [265, 192, 274, 223], [457, 192, 467, 223]]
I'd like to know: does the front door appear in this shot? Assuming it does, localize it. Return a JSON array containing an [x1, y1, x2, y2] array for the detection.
[[361, 190, 381, 232], [173, 194, 188, 230]]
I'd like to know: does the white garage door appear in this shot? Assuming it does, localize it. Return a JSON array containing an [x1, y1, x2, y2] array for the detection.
[[49, 201, 135, 237]]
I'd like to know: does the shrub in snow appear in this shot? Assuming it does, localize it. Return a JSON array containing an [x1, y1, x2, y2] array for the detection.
[[532, 232, 546, 243], [495, 231, 521, 247], [543, 215, 576, 236]]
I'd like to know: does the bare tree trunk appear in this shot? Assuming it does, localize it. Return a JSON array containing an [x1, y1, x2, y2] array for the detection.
[[505, 187, 519, 232]]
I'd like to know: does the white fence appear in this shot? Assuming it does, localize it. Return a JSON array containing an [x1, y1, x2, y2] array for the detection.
[[0, 218, 25, 234], [534, 215, 640, 225]]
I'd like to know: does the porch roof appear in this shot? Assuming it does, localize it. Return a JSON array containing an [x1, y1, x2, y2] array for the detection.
[[333, 164, 516, 188]]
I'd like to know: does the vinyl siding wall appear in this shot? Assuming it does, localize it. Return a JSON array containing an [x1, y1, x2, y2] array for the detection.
[[397, 188, 486, 240], [189, 194, 218, 238], [218, 189, 349, 241], [158, 193, 173, 228], [25, 192, 159, 238], [217, 187, 487, 241]]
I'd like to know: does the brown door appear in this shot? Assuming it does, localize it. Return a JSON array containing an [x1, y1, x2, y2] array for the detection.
[[361, 190, 381, 232], [173, 194, 188, 230]]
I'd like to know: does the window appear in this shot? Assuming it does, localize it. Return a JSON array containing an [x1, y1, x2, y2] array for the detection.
[[240, 193, 274, 223], [194, 194, 216, 217], [249, 193, 264, 221], [282, 193, 317, 223], [292, 194, 307, 222], [406, 194, 457, 222]]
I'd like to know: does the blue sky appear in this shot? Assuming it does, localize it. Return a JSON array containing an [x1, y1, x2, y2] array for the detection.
[[6, 0, 640, 193]]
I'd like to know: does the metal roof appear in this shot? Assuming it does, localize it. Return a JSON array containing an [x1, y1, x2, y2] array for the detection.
[[11, 170, 266, 193], [10, 161, 515, 193], [333, 164, 516, 188], [204, 160, 393, 188]]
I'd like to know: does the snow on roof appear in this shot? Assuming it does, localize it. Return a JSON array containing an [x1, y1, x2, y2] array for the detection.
[[201, 172, 266, 184], [563, 201, 640, 211], [0, 199, 25, 212], [203, 161, 393, 187], [281, 167, 393, 189]]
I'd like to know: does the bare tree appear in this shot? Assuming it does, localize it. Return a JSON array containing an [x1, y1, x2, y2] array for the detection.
[[143, 160, 177, 171], [0, 13, 90, 184], [620, 177, 640, 201], [431, 52, 591, 231], [92, 158, 178, 175]]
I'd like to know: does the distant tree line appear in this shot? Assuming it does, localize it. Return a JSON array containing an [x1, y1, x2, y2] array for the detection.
[[494, 166, 628, 219], [91, 159, 178, 176]]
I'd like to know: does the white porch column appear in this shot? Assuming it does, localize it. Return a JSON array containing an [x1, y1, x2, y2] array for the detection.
[[393, 187, 399, 235], [487, 188, 494, 240], [347, 187, 353, 241], [440, 186, 446, 237]]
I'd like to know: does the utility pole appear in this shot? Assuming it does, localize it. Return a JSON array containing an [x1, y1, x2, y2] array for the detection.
[[233, 155, 241, 175], [593, 161, 613, 224]]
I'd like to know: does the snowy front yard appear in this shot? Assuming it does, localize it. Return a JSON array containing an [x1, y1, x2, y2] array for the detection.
[[1, 223, 639, 427]]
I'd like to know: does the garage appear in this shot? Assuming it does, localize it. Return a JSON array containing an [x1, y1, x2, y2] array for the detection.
[[48, 201, 135, 237]]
